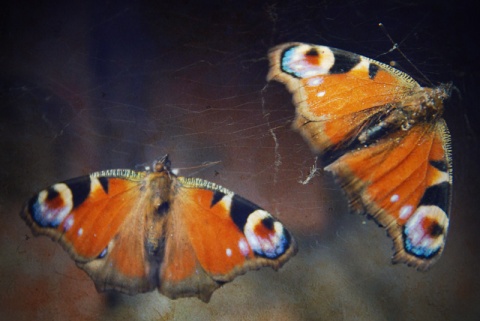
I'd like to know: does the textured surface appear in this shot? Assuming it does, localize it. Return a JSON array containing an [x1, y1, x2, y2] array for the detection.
[[1, 0, 479, 320]]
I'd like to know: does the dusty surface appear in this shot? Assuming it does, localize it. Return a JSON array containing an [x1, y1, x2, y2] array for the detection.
[[1, 1, 479, 320]]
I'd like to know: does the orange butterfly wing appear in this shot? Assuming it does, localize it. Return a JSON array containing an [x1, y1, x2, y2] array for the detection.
[[160, 178, 295, 301], [268, 43, 452, 269], [21, 158, 296, 302], [326, 122, 451, 269], [22, 169, 159, 293], [269, 43, 423, 152]]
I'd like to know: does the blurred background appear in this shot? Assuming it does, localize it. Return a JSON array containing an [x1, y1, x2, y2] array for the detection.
[[1, 0, 479, 320]]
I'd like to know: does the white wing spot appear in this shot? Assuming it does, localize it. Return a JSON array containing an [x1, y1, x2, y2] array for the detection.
[[238, 238, 250, 257], [307, 77, 323, 86], [78, 228, 83, 236], [226, 248, 232, 257], [63, 215, 74, 231], [316, 90, 326, 97], [399, 205, 414, 220], [390, 194, 399, 203]]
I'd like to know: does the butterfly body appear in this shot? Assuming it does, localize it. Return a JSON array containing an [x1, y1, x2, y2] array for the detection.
[[268, 43, 452, 270], [22, 156, 296, 302]]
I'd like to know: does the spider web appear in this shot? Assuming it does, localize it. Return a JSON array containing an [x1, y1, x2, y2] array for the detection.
[[1, 1, 478, 320]]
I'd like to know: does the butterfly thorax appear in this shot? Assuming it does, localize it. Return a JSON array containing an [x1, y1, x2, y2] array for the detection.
[[357, 84, 450, 145], [401, 84, 450, 123]]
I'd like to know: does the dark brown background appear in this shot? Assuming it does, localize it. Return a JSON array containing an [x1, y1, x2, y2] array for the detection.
[[1, 0, 479, 320]]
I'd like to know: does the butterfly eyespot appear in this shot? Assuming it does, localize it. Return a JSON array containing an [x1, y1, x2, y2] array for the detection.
[[30, 183, 73, 228], [403, 205, 448, 259], [244, 210, 289, 259]]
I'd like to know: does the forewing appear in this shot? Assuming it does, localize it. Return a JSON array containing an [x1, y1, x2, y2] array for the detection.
[[267, 42, 420, 152], [21, 171, 159, 294]]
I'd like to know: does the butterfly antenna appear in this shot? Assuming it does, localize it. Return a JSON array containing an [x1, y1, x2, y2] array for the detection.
[[378, 22, 434, 86], [178, 160, 222, 171], [170, 160, 222, 177]]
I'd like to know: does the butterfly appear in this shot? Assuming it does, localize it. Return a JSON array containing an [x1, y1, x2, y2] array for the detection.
[[267, 43, 452, 270], [21, 155, 297, 302]]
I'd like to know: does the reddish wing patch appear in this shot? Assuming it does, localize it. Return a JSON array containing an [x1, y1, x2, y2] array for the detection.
[[254, 220, 275, 239]]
